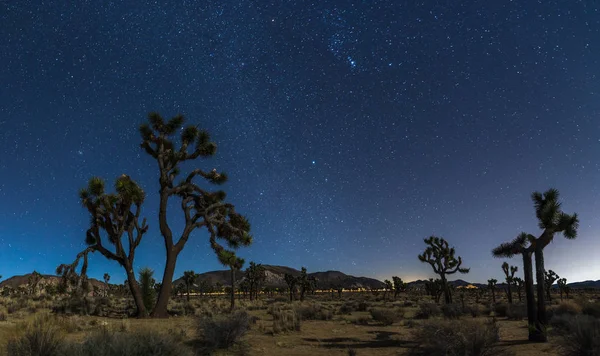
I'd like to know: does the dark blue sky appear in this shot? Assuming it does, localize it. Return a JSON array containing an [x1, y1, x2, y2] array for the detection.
[[1, 1, 599, 284]]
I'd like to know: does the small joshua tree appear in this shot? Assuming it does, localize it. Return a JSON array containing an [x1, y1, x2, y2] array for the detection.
[[182, 271, 198, 302], [245, 262, 266, 301], [544, 270, 559, 302], [383, 279, 393, 300], [513, 277, 524, 302], [139, 112, 252, 318], [418, 236, 470, 304], [488, 279, 497, 304], [392, 276, 405, 299], [502, 262, 518, 304], [284, 273, 297, 302], [27, 271, 42, 296], [139, 267, 156, 316], [425, 278, 444, 303], [557, 278, 569, 300], [103, 273, 110, 297], [297, 267, 315, 302]]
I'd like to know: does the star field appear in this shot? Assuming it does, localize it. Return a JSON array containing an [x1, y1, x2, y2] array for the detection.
[[1, 1, 600, 284]]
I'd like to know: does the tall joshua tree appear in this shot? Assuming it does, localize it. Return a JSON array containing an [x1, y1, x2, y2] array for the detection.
[[284, 273, 297, 302], [140, 112, 252, 318], [502, 262, 518, 304], [103, 273, 110, 297], [28, 271, 42, 296], [557, 278, 569, 300], [383, 279, 393, 300], [418, 236, 469, 304], [392, 276, 405, 299], [544, 270, 559, 302], [513, 277, 524, 302], [226, 257, 245, 312], [182, 270, 198, 302], [58, 175, 149, 317], [492, 188, 578, 342], [487, 279, 497, 304], [298, 267, 315, 302], [245, 262, 266, 301]]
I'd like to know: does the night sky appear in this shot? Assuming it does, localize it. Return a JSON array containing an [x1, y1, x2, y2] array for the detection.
[[1, 1, 599, 285]]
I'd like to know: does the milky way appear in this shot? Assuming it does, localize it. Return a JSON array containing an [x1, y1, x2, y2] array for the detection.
[[1, 1, 599, 284]]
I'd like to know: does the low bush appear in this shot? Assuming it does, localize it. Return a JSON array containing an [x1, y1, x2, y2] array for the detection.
[[370, 307, 403, 326], [494, 303, 509, 317], [0, 312, 6, 321], [554, 301, 582, 316], [506, 304, 527, 321], [412, 318, 505, 356], [415, 302, 440, 319], [464, 305, 481, 318], [198, 310, 250, 349], [582, 302, 600, 318], [6, 315, 65, 356], [357, 301, 369, 312], [441, 303, 462, 319], [295, 303, 332, 321], [557, 315, 600, 356], [338, 302, 356, 315], [272, 308, 301, 334], [351, 315, 370, 325]]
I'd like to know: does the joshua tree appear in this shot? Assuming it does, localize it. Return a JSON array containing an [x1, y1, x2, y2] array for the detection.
[[544, 270, 559, 301], [424, 278, 444, 303], [502, 262, 518, 304], [139, 267, 156, 316], [227, 258, 245, 312], [284, 273, 297, 301], [297, 267, 315, 302], [392, 276, 405, 299], [487, 279, 497, 304], [58, 175, 149, 317], [513, 277, 524, 302], [557, 278, 569, 300], [182, 271, 198, 302], [140, 113, 252, 318], [492, 188, 578, 342], [27, 271, 42, 296], [103, 273, 110, 297], [383, 279, 393, 300], [418, 236, 470, 304], [245, 262, 266, 300]]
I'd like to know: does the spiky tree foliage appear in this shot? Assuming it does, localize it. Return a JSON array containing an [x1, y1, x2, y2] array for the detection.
[[59, 175, 149, 317], [424, 278, 444, 303], [245, 262, 266, 301], [492, 188, 578, 342], [392, 276, 405, 299], [544, 270, 559, 301], [383, 279, 393, 300], [513, 277, 524, 302], [297, 267, 315, 302], [487, 279, 497, 304], [182, 270, 198, 302], [139, 267, 156, 316], [501, 262, 518, 304], [284, 273, 297, 302], [418, 236, 470, 304], [557, 278, 569, 300], [103, 273, 110, 297], [139, 112, 252, 318], [27, 271, 42, 296]]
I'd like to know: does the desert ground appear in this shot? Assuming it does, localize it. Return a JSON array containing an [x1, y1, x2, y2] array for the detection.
[[0, 286, 597, 356]]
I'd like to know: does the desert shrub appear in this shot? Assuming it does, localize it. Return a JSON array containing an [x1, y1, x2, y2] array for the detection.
[[348, 348, 357, 356], [412, 318, 505, 356], [295, 303, 332, 321], [464, 305, 481, 318], [494, 303, 509, 318], [415, 302, 440, 319], [551, 314, 576, 332], [404, 300, 414, 307], [582, 302, 600, 318], [441, 303, 462, 319], [404, 319, 419, 328], [357, 301, 369, 312], [272, 308, 301, 334], [0, 312, 6, 321], [6, 315, 65, 356], [198, 310, 250, 349], [554, 301, 582, 317], [338, 302, 357, 314], [66, 328, 192, 356], [370, 307, 403, 325], [506, 304, 527, 321], [7, 303, 18, 314], [557, 315, 600, 356], [183, 302, 196, 316], [351, 315, 370, 325]]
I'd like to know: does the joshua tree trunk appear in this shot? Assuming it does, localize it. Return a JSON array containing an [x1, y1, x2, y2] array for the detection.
[[230, 268, 235, 312], [534, 246, 548, 341], [506, 282, 513, 304], [523, 250, 544, 342], [124, 264, 147, 317], [152, 248, 177, 318], [441, 276, 451, 304], [491, 288, 496, 304]]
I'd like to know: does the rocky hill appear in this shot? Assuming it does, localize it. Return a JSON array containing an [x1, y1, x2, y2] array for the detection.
[[0, 273, 105, 290]]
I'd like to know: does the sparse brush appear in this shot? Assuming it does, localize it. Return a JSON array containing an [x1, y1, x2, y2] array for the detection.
[[272, 308, 301, 334], [582, 302, 600, 318], [370, 307, 403, 325], [6, 314, 66, 356], [558, 315, 600, 356], [357, 301, 369, 311], [351, 315, 371, 325], [441, 303, 462, 319], [506, 304, 527, 321], [415, 302, 440, 319], [555, 301, 582, 316], [294, 303, 332, 321], [412, 318, 507, 356], [494, 303, 509, 317], [198, 310, 250, 348]]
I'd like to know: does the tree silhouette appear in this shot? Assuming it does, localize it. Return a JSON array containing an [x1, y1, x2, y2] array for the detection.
[[392, 276, 405, 299], [424, 278, 444, 303], [383, 279, 393, 300], [492, 188, 578, 342], [501, 262, 518, 304], [57, 175, 149, 317], [513, 277, 524, 302], [224, 258, 244, 312], [103, 273, 110, 297], [139, 112, 252, 318], [418, 236, 469, 304], [297, 267, 315, 302], [27, 271, 42, 296], [245, 262, 266, 300], [557, 278, 569, 300], [487, 279, 497, 304], [284, 273, 297, 302], [544, 270, 559, 302], [139, 267, 156, 316], [182, 271, 198, 302]]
